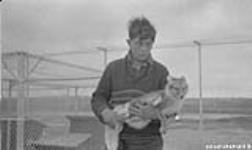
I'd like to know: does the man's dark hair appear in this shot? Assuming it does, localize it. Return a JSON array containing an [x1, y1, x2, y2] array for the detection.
[[128, 16, 156, 41]]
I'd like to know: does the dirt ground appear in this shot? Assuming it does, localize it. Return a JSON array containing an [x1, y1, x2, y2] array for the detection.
[[163, 129, 252, 150], [163, 114, 252, 150], [1, 98, 252, 150]]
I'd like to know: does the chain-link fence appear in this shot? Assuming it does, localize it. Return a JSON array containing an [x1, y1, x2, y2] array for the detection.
[[1, 41, 252, 150]]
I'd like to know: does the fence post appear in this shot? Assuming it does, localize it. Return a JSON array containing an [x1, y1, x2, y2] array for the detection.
[[16, 52, 28, 150], [193, 41, 204, 131]]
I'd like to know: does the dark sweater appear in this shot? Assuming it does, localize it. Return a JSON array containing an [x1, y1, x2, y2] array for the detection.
[[91, 54, 169, 137]]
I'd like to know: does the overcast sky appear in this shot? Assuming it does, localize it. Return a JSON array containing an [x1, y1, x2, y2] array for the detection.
[[2, 0, 252, 97]]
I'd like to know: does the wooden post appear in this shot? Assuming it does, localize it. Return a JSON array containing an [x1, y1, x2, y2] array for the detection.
[[97, 47, 108, 69], [16, 52, 28, 150], [9, 80, 13, 98], [193, 41, 203, 131], [104, 49, 107, 69], [74, 87, 78, 97], [74, 87, 79, 113]]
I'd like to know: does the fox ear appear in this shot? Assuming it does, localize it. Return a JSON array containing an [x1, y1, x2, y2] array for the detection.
[[167, 75, 173, 82]]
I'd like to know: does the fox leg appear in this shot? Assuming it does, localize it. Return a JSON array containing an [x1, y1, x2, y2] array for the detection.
[[105, 123, 123, 150], [157, 112, 168, 134], [159, 112, 179, 134]]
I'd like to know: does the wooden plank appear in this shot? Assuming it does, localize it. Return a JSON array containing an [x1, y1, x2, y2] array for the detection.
[[32, 133, 91, 148], [66, 114, 105, 150]]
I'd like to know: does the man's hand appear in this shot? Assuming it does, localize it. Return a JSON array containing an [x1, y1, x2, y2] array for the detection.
[[129, 102, 159, 120], [101, 108, 125, 129]]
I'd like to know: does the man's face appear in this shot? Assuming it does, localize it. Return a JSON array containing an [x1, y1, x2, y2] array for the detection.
[[127, 37, 154, 61]]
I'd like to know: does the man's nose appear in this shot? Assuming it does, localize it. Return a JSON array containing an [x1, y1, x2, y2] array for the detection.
[[140, 46, 150, 52]]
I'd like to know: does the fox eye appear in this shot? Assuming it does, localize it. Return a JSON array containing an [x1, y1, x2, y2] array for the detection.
[[142, 102, 148, 106], [170, 85, 176, 89]]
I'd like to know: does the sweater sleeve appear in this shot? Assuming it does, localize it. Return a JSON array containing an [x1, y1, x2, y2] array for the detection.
[[91, 63, 113, 124], [159, 67, 169, 89]]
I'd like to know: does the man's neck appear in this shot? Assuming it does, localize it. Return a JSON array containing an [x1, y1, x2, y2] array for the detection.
[[132, 59, 143, 71]]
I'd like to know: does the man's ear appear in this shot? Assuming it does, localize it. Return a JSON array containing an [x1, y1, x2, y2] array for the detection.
[[126, 39, 131, 46]]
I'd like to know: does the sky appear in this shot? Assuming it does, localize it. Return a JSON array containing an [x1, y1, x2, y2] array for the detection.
[[1, 0, 252, 97]]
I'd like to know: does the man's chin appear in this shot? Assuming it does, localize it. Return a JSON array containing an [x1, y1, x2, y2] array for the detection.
[[136, 56, 149, 62], [136, 58, 148, 62]]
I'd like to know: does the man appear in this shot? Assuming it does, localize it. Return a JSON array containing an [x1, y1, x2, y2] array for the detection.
[[91, 16, 169, 150]]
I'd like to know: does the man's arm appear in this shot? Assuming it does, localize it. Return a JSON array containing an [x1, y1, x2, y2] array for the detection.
[[159, 68, 169, 89], [91, 64, 112, 124]]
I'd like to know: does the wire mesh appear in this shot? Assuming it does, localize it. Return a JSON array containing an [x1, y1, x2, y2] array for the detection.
[[1, 41, 252, 150]]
